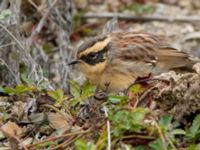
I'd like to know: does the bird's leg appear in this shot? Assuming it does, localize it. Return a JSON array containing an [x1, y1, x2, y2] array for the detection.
[[94, 86, 108, 101], [76, 86, 107, 128]]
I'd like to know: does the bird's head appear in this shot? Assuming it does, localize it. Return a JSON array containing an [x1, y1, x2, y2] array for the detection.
[[68, 35, 111, 75]]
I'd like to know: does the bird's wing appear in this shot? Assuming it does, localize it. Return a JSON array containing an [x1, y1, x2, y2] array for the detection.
[[108, 32, 194, 75]]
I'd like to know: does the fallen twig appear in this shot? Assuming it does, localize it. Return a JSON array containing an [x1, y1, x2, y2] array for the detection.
[[121, 134, 155, 140], [40, 104, 71, 121], [152, 118, 168, 150], [27, 129, 90, 149], [83, 13, 200, 23], [103, 105, 111, 150], [50, 134, 83, 150]]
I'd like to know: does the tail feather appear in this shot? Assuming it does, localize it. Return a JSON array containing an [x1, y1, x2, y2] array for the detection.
[[157, 48, 197, 72]]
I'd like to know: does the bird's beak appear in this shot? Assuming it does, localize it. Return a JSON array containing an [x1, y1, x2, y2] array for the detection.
[[68, 60, 79, 65]]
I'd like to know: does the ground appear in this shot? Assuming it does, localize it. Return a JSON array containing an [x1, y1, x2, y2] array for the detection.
[[1, 0, 200, 149]]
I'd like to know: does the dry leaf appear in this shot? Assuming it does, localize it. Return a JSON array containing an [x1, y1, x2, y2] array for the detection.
[[1, 121, 22, 138], [48, 113, 71, 131], [1, 121, 23, 150]]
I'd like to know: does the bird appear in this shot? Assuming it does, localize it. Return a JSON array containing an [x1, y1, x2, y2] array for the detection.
[[68, 31, 197, 92]]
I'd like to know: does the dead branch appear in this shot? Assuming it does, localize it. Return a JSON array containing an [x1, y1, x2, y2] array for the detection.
[[82, 12, 200, 23], [30, 0, 59, 40]]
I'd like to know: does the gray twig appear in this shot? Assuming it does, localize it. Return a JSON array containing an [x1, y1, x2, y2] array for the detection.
[[0, 58, 19, 84], [30, 0, 59, 40], [0, 42, 16, 49], [83, 13, 200, 23]]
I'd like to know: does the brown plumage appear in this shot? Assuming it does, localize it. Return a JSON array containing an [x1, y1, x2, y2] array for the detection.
[[69, 32, 197, 92]]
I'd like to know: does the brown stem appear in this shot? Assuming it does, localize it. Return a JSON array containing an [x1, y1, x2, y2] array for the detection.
[[27, 129, 90, 148]]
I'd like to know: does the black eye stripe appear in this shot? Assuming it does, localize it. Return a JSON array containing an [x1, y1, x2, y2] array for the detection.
[[80, 43, 110, 65], [80, 50, 105, 65], [88, 53, 97, 58]]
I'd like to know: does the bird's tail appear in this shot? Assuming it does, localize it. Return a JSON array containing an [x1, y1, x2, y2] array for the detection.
[[157, 47, 198, 72]]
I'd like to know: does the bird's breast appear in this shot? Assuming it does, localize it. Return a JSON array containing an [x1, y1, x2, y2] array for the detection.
[[98, 71, 136, 92]]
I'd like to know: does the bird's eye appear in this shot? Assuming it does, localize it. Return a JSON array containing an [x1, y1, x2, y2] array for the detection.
[[89, 53, 98, 60]]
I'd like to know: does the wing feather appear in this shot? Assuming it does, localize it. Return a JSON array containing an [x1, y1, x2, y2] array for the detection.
[[108, 32, 195, 75]]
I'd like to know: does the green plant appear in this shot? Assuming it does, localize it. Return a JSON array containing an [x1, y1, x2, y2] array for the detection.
[[108, 95, 128, 104], [47, 88, 66, 104], [3, 84, 35, 95], [20, 73, 34, 85], [130, 84, 144, 94], [123, 2, 155, 15], [0, 9, 11, 23], [149, 138, 163, 150], [0, 86, 5, 93], [75, 139, 92, 150], [69, 80, 96, 106], [186, 144, 200, 150], [186, 114, 200, 143], [109, 107, 149, 137]]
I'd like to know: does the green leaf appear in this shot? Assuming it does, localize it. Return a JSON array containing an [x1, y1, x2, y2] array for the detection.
[[149, 139, 164, 150], [0, 9, 11, 23], [0, 86, 5, 93], [3, 84, 35, 95], [1, 9, 11, 16], [135, 145, 147, 150], [130, 84, 143, 94], [38, 80, 50, 89], [108, 95, 128, 103], [186, 114, 200, 142], [68, 80, 81, 98], [47, 89, 65, 103], [187, 144, 195, 150], [187, 144, 200, 150], [132, 108, 150, 122], [124, 2, 155, 15], [75, 139, 91, 150], [20, 73, 33, 85], [80, 81, 96, 98], [3, 87, 16, 95], [81, 28, 93, 35], [169, 128, 186, 143], [159, 115, 172, 131], [171, 129, 186, 135], [69, 99, 80, 107], [42, 43, 54, 54], [186, 144, 200, 150], [68, 80, 95, 106], [109, 108, 149, 137], [56, 89, 64, 100], [15, 85, 30, 94]]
